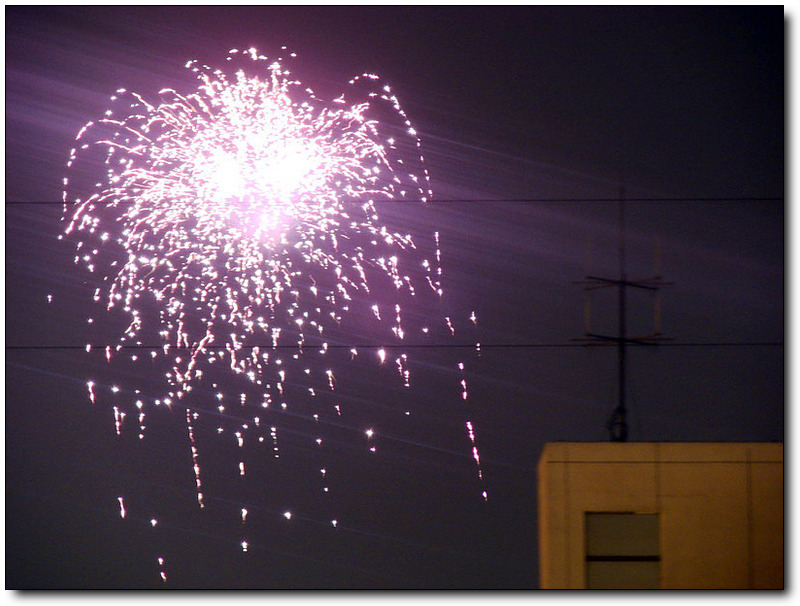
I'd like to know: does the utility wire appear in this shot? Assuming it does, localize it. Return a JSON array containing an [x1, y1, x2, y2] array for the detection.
[[6, 341, 783, 351], [4, 196, 784, 206]]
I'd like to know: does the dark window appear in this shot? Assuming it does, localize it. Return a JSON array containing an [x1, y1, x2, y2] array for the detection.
[[585, 513, 660, 589]]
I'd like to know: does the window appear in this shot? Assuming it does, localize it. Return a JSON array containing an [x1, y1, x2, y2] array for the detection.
[[585, 513, 660, 589]]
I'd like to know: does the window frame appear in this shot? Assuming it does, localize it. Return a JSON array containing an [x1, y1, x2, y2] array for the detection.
[[584, 511, 661, 589]]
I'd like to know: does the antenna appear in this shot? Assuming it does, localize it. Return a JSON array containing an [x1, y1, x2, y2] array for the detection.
[[574, 184, 672, 442]]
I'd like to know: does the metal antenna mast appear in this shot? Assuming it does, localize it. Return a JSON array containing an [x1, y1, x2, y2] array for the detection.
[[575, 184, 671, 442], [612, 186, 628, 441]]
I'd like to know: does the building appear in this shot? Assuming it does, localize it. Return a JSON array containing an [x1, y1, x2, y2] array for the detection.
[[537, 442, 783, 589]]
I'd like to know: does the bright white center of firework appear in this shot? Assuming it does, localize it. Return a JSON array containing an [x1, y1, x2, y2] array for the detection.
[[208, 145, 317, 201], [209, 151, 246, 201], [200, 141, 322, 241], [261, 145, 319, 198]]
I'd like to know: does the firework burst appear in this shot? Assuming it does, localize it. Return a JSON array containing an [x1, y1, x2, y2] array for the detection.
[[64, 47, 434, 391], [61, 47, 484, 582]]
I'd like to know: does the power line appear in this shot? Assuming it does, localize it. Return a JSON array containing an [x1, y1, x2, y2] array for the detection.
[[4, 196, 784, 206], [5, 341, 783, 351]]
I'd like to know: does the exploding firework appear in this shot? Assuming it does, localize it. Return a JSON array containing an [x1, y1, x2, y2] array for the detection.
[[61, 47, 484, 584]]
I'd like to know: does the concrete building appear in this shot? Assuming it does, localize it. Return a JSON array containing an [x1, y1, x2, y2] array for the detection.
[[537, 442, 783, 589]]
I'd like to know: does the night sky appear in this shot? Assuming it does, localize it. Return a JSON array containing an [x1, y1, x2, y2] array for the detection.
[[5, 6, 784, 590]]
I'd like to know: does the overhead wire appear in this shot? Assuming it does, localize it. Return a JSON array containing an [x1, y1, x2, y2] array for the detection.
[[3, 196, 785, 205], [6, 341, 783, 351]]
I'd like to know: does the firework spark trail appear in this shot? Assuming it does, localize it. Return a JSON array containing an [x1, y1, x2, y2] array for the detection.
[[157, 557, 167, 583], [185, 408, 205, 508], [61, 47, 484, 582]]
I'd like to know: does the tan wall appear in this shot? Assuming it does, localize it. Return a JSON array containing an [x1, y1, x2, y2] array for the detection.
[[537, 442, 783, 589]]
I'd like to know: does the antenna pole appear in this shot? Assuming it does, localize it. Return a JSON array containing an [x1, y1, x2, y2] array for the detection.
[[610, 188, 628, 442], [572, 183, 672, 442]]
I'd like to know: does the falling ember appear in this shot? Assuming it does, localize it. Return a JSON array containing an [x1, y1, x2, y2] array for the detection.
[[185, 409, 204, 508], [117, 496, 126, 519], [396, 354, 410, 387], [465, 420, 487, 497], [136, 403, 146, 439], [113, 406, 125, 435], [270, 426, 281, 457], [465, 420, 476, 442], [471, 446, 482, 472], [457, 361, 469, 400]]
